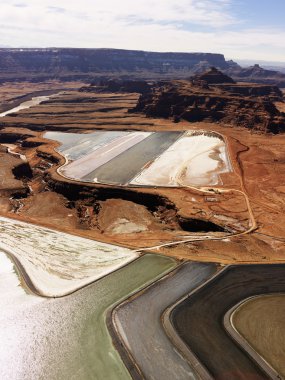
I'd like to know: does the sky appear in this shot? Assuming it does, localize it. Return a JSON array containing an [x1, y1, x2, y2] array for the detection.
[[1, 0, 285, 62]]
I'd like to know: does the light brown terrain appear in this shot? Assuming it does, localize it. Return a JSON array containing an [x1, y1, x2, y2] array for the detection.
[[0, 79, 284, 264], [232, 295, 285, 377], [0, 146, 26, 193]]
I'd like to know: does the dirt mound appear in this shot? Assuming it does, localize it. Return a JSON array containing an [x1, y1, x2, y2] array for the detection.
[[19, 192, 78, 229], [96, 198, 163, 235]]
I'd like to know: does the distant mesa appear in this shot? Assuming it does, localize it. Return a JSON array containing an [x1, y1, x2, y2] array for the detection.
[[227, 63, 285, 87], [0, 48, 230, 82], [0, 47, 284, 86]]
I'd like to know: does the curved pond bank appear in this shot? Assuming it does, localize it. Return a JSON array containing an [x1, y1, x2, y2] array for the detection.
[[169, 264, 285, 380], [0, 254, 176, 380], [112, 261, 217, 380], [0, 250, 43, 311], [230, 294, 285, 378]]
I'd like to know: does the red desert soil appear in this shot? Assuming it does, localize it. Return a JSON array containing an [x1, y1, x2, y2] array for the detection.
[[0, 146, 27, 193], [0, 81, 284, 264], [19, 192, 79, 229]]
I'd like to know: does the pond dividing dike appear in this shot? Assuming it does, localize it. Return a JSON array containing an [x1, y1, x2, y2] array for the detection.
[[110, 262, 217, 380], [227, 294, 285, 379], [166, 264, 285, 380]]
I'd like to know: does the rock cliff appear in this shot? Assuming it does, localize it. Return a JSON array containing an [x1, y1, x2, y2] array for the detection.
[[1, 48, 285, 86], [226, 64, 285, 87], [132, 75, 285, 133]]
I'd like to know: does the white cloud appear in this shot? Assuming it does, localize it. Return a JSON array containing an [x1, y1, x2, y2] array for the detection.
[[1, 0, 236, 26], [0, 1, 285, 61]]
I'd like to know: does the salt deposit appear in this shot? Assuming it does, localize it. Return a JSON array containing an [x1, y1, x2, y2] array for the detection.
[[0, 217, 138, 297], [131, 132, 231, 186]]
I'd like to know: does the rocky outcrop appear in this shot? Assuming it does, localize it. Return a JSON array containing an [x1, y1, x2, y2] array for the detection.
[[213, 83, 283, 100], [132, 78, 285, 133], [226, 64, 285, 87], [192, 67, 236, 84]]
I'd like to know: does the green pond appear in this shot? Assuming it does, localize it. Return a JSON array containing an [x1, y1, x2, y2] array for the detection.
[[0, 254, 176, 380]]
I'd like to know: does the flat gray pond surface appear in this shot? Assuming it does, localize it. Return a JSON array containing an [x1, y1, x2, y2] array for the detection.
[[83, 131, 183, 185], [113, 262, 217, 380]]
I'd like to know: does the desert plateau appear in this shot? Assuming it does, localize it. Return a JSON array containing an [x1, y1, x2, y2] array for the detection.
[[1, 2, 285, 378]]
